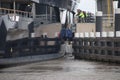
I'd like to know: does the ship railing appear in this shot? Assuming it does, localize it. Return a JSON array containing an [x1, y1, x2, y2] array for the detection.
[[0, 8, 32, 18], [4, 37, 62, 58]]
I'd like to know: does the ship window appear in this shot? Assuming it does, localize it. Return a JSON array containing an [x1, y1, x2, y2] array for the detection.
[[1, 2, 13, 9]]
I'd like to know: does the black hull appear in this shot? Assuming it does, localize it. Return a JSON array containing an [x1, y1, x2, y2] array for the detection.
[[0, 37, 64, 65], [0, 52, 64, 65]]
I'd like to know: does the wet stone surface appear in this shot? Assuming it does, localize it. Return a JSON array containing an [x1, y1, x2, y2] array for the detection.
[[0, 57, 120, 80]]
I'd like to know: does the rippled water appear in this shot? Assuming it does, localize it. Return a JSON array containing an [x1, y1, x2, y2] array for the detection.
[[0, 57, 120, 80]]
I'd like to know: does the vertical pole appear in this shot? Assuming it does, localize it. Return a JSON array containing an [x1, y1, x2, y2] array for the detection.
[[32, 3, 36, 19], [68, 11, 70, 25], [46, 5, 48, 22], [107, 0, 110, 15], [73, 12, 76, 33], [50, 6, 52, 22], [96, 11, 103, 36], [69, 11, 70, 24], [66, 11, 68, 28]]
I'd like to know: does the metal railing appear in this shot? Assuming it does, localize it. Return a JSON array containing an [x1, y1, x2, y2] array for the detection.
[[0, 8, 32, 18]]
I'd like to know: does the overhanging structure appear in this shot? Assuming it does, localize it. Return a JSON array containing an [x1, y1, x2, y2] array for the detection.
[[97, 0, 113, 14]]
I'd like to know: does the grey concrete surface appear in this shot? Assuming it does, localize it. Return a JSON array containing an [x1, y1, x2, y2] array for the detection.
[[0, 57, 120, 80]]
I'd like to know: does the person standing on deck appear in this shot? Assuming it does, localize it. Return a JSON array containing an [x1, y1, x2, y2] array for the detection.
[[79, 11, 85, 23]]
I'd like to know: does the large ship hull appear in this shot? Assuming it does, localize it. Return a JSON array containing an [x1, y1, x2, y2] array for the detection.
[[0, 14, 64, 65], [0, 52, 64, 65], [0, 0, 77, 65], [0, 37, 65, 65]]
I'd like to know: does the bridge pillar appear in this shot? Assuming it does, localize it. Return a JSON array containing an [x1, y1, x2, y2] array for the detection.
[[97, 0, 113, 14]]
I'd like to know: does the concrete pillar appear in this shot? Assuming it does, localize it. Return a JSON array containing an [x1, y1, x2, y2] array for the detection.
[[115, 9, 120, 32], [50, 6, 53, 22], [96, 11, 103, 33]]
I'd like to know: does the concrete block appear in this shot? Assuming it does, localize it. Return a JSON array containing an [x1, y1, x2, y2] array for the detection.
[[95, 32, 100, 37], [108, 31, 114, 37], [31, 33, 35, 38], [102, 32, 107, 37], [90, 32, 95, 37], [84, 32, 89, 37], [79, 33, 84, 38], [116, 31, 120, 37], [75, 33, 79, 38]]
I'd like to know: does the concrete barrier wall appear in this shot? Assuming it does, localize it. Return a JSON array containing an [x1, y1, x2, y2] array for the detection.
[[74, 31, 120, 38], [73, 37, 120, 63], [76, 23, 95, 33]]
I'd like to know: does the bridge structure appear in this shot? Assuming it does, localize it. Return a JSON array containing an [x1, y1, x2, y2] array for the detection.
[[97, 0, 114, 14]]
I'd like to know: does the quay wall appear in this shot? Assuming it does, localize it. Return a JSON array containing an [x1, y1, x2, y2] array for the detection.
[[73, 31, 120, 63]]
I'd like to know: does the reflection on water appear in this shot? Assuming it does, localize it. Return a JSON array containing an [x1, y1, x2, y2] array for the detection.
[[0, 57, 120, 80]]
